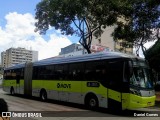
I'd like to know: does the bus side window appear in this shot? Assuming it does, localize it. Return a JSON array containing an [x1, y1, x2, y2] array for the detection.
[[38, 66, 46, 79], [123, 61, 130, 83], [45, 65, 54, 80], [7, 70, 11, 80], [63, 64, 69, 80], [20, 68, 24, 79], [16, 74, 20, 84], [95, 63, 107, 81], [15, 69, 20, 84], [55, 65, 63, 80], [3, 71, 6, 79], [69, 63, 84, 81], [84, 61, 105, 81], [32, 67, 38, 80], [11, 70, 16, 80], [85, 62, 95, 81], [3, 70, 8, 80]]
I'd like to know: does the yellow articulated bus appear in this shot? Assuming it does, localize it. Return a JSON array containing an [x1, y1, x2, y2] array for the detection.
[[2, 51, 156, 110]]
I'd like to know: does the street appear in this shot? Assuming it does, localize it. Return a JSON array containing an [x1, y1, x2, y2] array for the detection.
[[0, 88, 159, 120]]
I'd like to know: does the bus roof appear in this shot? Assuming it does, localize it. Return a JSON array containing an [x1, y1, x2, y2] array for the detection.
[[33, 51, 142, 66], [5, 63, 25, 70], [5, 51, 143, 70]]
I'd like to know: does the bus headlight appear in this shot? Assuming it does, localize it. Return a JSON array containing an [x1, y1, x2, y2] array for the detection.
[[130, 89, 141, 96]]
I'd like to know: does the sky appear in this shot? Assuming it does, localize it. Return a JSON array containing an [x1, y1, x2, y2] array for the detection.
[[0, 0, 79, 60], [137, 41, 156, 57], [0, 0, 155, 61]]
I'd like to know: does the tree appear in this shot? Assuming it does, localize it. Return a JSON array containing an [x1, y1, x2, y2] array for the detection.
[[145, 40, 160, 72], [112, 0, 160, 56], [35, 0, 160, 55], [35, 0, 123, 53]]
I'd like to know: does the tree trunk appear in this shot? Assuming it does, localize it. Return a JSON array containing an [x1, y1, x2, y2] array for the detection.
[[83, 44, 91, 54], [86, 47, 91, 54], [141, 45, 146, 57]]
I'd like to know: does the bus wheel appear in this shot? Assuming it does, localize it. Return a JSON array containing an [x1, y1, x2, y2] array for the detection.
[[40, 90, 47, 101], [10, 87, 15, 95], [86, 95, 98, 109]]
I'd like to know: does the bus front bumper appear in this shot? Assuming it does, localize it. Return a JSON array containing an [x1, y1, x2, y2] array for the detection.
[[127, 94, 156, 110]]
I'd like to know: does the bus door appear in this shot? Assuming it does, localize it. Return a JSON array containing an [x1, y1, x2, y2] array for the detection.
[[107, 60, 124, 110]]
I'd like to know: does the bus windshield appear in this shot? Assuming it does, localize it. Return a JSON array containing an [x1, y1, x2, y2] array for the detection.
[[130, 67, 153, 89]]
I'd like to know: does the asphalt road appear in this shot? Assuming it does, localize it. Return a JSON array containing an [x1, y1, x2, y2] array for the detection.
[[0, 88, 159, 120]]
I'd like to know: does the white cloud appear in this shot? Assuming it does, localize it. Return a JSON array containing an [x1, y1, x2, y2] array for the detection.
[[0, 12, 72, 60], [133, 41, 157, 58], [144, 41, 156, 49]]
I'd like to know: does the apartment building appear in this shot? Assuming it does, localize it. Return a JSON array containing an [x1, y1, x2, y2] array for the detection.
[[92, 26, 133, 54], [1, 47, 38, 68]]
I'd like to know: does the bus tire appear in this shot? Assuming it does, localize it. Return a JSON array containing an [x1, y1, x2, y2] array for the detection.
[[85, 94, 99, 109], [10, 87, 15, 95], [40, 89, 47, 101]]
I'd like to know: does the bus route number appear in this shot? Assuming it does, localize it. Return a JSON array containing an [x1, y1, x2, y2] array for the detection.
[[87, 82, 100, 87]]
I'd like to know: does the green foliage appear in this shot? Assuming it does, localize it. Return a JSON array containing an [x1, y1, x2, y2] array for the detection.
[[35, 0, 122, 53], [35, 0, 160, 55], [112, 0, 160, 56], [145, 40, 160, 71]]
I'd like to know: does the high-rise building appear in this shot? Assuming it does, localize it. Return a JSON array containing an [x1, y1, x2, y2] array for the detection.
[[1, 47, 38, 68], [92, 26, 133, 54], [1, 51, 6, 68]]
